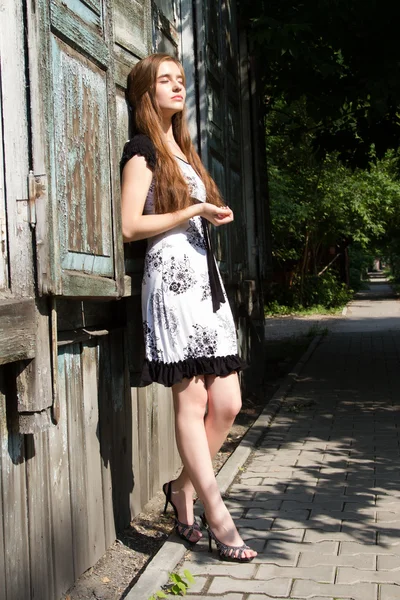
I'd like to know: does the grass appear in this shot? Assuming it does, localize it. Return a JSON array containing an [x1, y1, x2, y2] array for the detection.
[[264, 302, 344, 317]]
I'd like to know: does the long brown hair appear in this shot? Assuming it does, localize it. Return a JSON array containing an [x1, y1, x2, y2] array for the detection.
[[127, 53, 224, 213]]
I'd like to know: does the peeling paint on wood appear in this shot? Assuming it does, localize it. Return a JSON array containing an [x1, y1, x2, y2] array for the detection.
[[113, 0, 151, 57], [0, 0, 34, 296], [0, 299, 36, 365], [52, 38, 112, 265]]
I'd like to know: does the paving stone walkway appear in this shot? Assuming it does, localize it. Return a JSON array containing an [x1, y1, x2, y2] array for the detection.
[[179, 282, 400, 600]]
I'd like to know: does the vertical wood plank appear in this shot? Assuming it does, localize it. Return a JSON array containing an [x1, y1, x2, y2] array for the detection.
[[25, 431, 55, 600], [0, 373, 7, 600], [0, 368, 30, 600], [136, 386, 151, 507], [148, 386, 160, 500], [98, 338, 116, 548], [48, 347, 74, 597], [129, 385, 141, 517], [0, 0, 33, 296], [110, 330, 133, 531], [0, 87, 9, 291], [81, 342, 106, 563], [65, 345, 90, 579]]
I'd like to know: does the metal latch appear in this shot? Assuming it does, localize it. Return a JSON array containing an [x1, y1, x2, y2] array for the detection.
[[28, 171, 46, 228]]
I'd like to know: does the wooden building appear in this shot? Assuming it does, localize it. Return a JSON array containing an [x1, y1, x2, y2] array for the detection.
[[0, 0, 270, 598]]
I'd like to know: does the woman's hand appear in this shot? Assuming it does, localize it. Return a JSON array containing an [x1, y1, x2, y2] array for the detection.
[[201, 203, 234, 226]]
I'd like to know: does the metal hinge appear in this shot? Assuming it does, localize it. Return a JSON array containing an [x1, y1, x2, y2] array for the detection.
[[28, 171, 46, 228]]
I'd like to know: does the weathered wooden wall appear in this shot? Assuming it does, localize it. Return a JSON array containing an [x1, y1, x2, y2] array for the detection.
[[0, 329, 180, 600], [0, 0, 270, 598]]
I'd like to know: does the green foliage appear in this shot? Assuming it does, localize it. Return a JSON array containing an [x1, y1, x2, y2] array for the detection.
[[148, 570, 195, 599], [265, 96, 400, 310], [266, 272, 353, 314], [238, 0, 400, 168], [348, 245, 376, 290]]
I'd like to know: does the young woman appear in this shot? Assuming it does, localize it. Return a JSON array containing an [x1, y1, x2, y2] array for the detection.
[[120, 53, 257, 562]]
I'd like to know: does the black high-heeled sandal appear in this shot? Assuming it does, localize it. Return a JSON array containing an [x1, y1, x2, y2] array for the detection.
[[162, 481, 202, 544], [201, 514, 255, 563]]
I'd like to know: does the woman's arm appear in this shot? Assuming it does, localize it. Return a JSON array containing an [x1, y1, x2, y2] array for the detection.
[[121, 155, 233, 242]]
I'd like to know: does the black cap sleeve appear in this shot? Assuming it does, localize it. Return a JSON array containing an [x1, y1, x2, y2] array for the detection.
[[120, 134, 157, 176]]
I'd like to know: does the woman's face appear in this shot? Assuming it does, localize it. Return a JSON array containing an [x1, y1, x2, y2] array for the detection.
[[155, 60, 186, 118]]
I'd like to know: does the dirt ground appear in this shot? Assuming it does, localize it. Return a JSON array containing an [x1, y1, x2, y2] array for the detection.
[[63, 334, 312, 600]]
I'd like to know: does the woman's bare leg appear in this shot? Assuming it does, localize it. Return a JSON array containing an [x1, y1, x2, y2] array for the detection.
[[166, 376, 208, 542], [171, 373, 256, 558]]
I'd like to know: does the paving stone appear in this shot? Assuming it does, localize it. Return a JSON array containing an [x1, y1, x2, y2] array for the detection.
[[235, 518, 274, 530], [240, 528, 305, 543], [248, 597, 319, 600], [380, 584, 400, 600], [291, 580, 378, 600], [298, 553, 375, 569], [377, 532, 400, 545], [182, 575, 207, 594], [207, 576, 292, 596], [376, 500, 400, 509], [256, 493, 316, 503], [304, 529, 376, 543], [377, 555, 400, 570], [254, 553, 299, 566], [238, 477, 264, 485], [337, 566, 400, 584], [340, 542, 400, 555], [272, 518, 340, 532], [265, 540, 339, 556], [182, 559, 256, 578], [295, 458, 324, 467], [187, 595, 243, 600], [281, 500, 345, 511], [250, 464, 291, 473], [342, 505, 377, 515], [245, 509, 309, 521], [311, 509, 376, 523], [255, 564, 334, 582]]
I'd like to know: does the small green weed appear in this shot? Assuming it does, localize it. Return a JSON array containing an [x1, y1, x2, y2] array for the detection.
[[148, 570, 195, 599]]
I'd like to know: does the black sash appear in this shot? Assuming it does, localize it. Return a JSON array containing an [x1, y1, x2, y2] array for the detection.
[[201, 217, 226, 313]]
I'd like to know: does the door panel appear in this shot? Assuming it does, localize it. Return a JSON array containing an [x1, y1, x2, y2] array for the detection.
[[153, 0, 180, 56], [52, 37, 113, 277], [34, 0, 124, 297], [199, 0, 247, 280]]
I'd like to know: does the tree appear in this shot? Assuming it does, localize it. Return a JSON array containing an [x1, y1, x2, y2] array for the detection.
[[266, 97, 400, 305], [240, 0, 400, 168]]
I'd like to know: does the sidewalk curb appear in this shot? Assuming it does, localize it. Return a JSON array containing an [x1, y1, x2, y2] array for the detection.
[[125, 334, 323, 600]]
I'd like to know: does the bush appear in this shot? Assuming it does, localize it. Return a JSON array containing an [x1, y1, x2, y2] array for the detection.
[[265, 270, 353, 314]]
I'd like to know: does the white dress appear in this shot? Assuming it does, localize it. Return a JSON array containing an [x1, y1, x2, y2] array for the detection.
[[121, 135, 244, 386]]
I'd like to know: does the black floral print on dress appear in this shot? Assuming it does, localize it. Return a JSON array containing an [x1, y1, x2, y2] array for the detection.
[[183, 325, 218, 359], [186, 218, 206, 250], [150, 291, 179, 346], [200, 272, 211, 301], [162, 255, 196, 295], [143, 320, 164, 361], [143, 248, 163, 282], [218, 314, 237, 348]]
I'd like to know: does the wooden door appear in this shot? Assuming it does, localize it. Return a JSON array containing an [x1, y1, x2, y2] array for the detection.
[[0, 0, 36, 367], [153, 0, 181, 56], [29, 0, 124, 298], [197, 0, 247, 282]]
